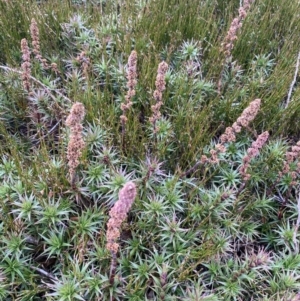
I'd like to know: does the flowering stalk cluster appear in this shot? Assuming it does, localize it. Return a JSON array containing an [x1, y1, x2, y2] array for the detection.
[[21, 38, 31, 93], [30, 18, 48, 69], [65, 102, 86, 186], [239, 131, 269, 181], [149, 61, 168, 133], [120, 50, 137, 139], [222, 0, 254, 59]]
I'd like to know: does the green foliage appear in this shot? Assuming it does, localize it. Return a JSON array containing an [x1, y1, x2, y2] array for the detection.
[[0, 0, 300, 300]]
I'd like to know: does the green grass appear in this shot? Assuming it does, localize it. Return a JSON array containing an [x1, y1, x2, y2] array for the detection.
[[0, 0, 300, 300]]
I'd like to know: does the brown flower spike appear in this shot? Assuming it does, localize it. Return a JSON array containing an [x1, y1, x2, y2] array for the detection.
[[120, 50, 138, 142], [120, 50, 137, 124], [21, 38, 31, 93], [66, 102, 85, 185], [201, 99, 261, 165], [150, 61, 168, 133], [106, 181, 137, 285], [220, 98, 261, 144], [30, 18, 48, 69], [222, 0, 254, 59], [278, 140, 300, 185], [239, 131, 269, 181], [76, 51, 90, 77], [106, 181, 137, 254]]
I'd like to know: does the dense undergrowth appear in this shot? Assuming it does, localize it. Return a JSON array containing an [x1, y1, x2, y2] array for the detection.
[[0, 0, 300, 300]]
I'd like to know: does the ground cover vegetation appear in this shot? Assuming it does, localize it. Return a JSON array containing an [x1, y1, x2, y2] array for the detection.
[[0, 0, 300, 300]]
